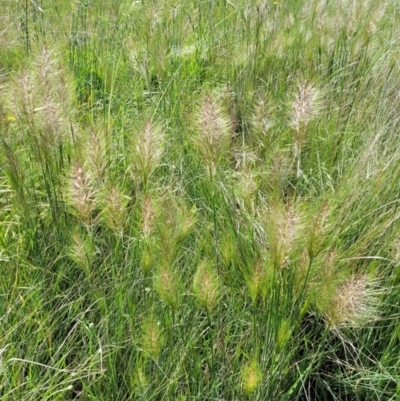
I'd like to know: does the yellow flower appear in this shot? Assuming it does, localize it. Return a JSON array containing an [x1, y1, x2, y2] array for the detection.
[[6, 116, 16, 122], [273, 1, 279, 4]]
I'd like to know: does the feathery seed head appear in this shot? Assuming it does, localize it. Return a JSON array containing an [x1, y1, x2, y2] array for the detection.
[[245, 258, 267, 303], [133, 367, 149, 396], [242, 359, 262, 396], [141, 194, 156, 239], [264, 150, 292, 196], [86, 128, 107, 181], [68, 230, 93, 277], [194, 93, 232, 178], [290, 82, 320, 140], [67, 161, 97, 225], [251, 94, 275, 137], [6, 46, 75, 157], [220, 233, 237, 266], [326, 274, 379, 328], [234, 168, 259, 215], [193, 260, 222, 313], [130, 119, 164, 188], [277, 319, 292, 349], [309, 250, 344, 316], [101, 183, 128, 233], [265, 201, 305, 270], [307, 202, 330, 258], [141, 316, 163, 360], [155, 266, 181, 310]]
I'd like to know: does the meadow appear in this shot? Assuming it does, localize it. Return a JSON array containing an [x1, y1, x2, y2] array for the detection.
[[1, 0, 400, 399]]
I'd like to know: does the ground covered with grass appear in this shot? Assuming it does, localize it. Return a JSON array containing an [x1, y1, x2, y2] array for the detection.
[[1, 0, 400, 400]]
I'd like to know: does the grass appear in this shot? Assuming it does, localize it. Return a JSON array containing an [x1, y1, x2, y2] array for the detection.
[[1, 0, 400, 399]]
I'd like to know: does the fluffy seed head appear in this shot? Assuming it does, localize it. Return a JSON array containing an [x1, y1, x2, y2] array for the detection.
[[68, 230, 93, 277], [326, 274, 379, 328], [141, 317, 163, 360], [7, 46, 75, 154], [234, 168, 259, 215], [277, 319, 292, 349], [193, 260, 222, 313], [195, 93, 232, 177], [67, 162, 97, 225], [290, 82, 320, 139], [245, 258, 266, 303], [265, 202, 305, 270], [250, 94, 276, 151], [141, 194, 156, 239], [86, 128, 107, 181], [101, 183, 128, 233], [130, 120, 164, 188], [242, 360, 262, 396], [155, 266, 181, 310]]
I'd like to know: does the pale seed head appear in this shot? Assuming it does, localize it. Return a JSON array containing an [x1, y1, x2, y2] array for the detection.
[[67, 161, 97, 225], [141, 194, 156, 239], [194, 93, 232, 177], [130, 119, 164, 188], [86, 128, 107, 182], [265, 201, 305, 269], [290, 82, 320, 141], [327, 274, 379, 328]]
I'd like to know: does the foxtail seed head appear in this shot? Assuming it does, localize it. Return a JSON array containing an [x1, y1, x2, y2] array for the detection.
[[193, 260, 221, 313], [242, 359, 262, 396]]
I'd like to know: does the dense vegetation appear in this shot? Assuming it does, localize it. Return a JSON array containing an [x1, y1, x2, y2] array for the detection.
[[1, 1, 400, 400]]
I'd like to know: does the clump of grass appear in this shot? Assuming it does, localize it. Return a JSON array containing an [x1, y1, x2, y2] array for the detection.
[[1, 1, 400, 400]]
